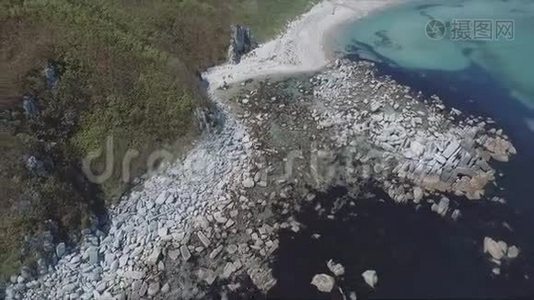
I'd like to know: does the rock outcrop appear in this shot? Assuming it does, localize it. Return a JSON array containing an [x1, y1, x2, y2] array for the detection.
[[227, 25, 258, 64]]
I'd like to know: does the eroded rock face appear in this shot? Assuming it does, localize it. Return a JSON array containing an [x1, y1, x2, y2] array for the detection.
[[227, 25, 258, 64]]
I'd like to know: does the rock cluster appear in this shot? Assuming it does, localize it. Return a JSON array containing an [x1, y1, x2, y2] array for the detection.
[[310, 60, 516, 201], [483, 237, 520, 275], [6, 105, 258, 299]]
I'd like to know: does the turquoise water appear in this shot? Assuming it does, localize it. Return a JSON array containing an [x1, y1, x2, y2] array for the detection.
[[307, 0, 534, 297], [333, 0, 534, 109]]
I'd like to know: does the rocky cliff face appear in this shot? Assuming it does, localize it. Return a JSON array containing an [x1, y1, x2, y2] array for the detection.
[[227, 25, 258, 64]]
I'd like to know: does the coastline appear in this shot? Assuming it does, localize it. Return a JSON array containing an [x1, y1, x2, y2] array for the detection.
[[8, 0, 530, 299], [203, 0, 397, 91]]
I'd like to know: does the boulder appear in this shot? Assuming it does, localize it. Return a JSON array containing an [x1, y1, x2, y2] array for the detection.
[[362, 270, 378, 288], [147, 247, 161, 265], [56, 243, 66, 259], [483, 237, 507, 260], [412, 187, 423, 203], [147, 281, 160, 296], [311, 274, 335, 293], [22, 95, 39, 118], [326, 259, 345, 276], [242, 177, 255, 188], [507, 245, 520, 259], [43, 63, 60, 89], [180, 245, 192, 261]]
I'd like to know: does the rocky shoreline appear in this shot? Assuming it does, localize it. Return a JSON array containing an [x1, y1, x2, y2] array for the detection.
[[6, 58, 520, 299]]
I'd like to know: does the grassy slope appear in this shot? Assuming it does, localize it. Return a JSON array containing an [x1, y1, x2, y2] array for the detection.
[[0, 0, 317, 281]]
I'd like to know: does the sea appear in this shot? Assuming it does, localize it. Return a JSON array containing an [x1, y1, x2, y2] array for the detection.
[[268, 0, 534, 299]]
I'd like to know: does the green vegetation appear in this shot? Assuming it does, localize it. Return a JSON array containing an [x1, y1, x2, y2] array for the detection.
[[0, 0, 317, 283]]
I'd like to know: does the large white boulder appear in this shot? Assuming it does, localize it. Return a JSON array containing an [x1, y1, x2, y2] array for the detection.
[[362, 270, 378, 288], [311, 274, 335, 293], [483, 237, 507, 260]]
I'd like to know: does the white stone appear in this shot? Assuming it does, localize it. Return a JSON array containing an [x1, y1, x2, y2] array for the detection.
[[161, 283, 170, 294], [362, 270, 378, 288], [326, 259, 345, 276], [147, 247, 161, 265], [147, 282, 160, 296], [310, 274, 335, 293], [483, 237, 507, 260], [507, 245, 520, 259], [155, 191, 169, 205]]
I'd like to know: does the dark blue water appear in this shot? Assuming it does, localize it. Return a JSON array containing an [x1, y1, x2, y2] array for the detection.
[[268, 30, 534, 300]]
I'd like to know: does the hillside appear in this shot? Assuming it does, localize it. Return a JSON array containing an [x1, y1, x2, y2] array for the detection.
[[0, 0, 317, 283]]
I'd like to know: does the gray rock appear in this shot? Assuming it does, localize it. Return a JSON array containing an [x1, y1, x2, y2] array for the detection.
[[22, 95, 39, 118], [242, 177, 255, 188], [86, 247, 99, 265], [451, 209, 461, 221], [147, 247, 161, 265], [124, 270, 145, 280], [412, 187, 423, 203], [431, 197, 449, 217], [362, 270, 378, 288], [139, 281, 148, 297], [161, 283, 170, 294], [180, 245, 192, 261], [168, 249, 180, 261], [227, 25, 258, 64], [155, 191, 169, 205], [198, 268, 217, 285], [25, 156, 49, 177], [483, 237, 507, 260], [326, 259, 345, 277], [56, 243, 66, 258], [507, 245, 520, 259], [147, 282, 160, 296], [311, 274, 335, 293], [197, 231, 211, 248], [44, 63, 59, 89]]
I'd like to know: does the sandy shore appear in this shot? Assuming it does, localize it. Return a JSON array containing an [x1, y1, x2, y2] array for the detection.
[[203, 0, 396, 90]]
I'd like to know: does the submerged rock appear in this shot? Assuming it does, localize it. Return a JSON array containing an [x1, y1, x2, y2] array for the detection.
[[311, 274, 335, 293]]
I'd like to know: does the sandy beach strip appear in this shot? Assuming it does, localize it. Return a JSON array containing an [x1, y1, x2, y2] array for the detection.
[[203, 0, 397, 91]]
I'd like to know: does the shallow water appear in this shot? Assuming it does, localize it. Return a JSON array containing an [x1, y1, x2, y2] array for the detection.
[[333, 0, 534, 110]]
